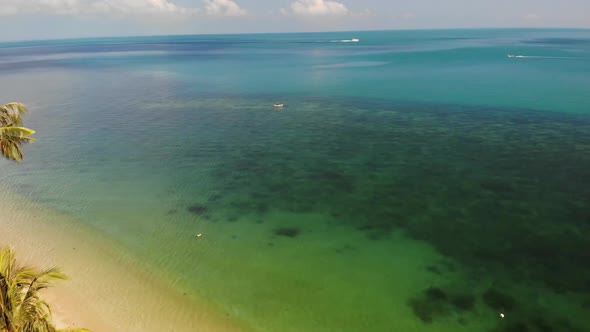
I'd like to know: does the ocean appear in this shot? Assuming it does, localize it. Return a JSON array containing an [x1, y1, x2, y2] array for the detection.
[[1, 29, 589, 331]]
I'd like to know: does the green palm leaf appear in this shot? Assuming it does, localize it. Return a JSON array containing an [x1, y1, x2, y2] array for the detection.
[[1, 102, 35, 162], [0, 103, 28, 127], [0, 247, 92, 332], [0, 126, 36, 162]]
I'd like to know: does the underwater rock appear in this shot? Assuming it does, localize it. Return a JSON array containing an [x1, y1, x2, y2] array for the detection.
[[480, 180, 515, 194], [311, 170, 355, 191], [250, 192, 270, 200], [483, 288, 516, 311], [425, 287, 447, 301], [187, 204, 209, 215], [530, 318, 554, 332], [407, 296, 450, 324], [357, 223, 388, 231], [407, 286, 464, 323], [408, 298, 435, 323], [367, 231, 390, 241], [273, 227, 300, 238], [335, 244, 355, 253], [256, 203, 269, 214], [450, 294, 475, 311], [426, 265, 442, 275], [269, 183, 290, 193], [342, 244, 355, 250], [207, 193, 223, 202], [409, 287, 480, 324], [499, 322, 530, 332], [209, 98, 590, 302]]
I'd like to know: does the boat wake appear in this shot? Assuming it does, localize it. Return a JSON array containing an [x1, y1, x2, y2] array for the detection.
[[330, 38, 360, 43], [507, 54, 590, 60]]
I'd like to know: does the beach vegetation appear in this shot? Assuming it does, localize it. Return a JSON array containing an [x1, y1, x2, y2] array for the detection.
[[0, 247, 90, 332], [0, 103, 36, 162]]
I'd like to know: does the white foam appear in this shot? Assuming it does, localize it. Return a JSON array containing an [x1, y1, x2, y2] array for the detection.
[[330, 39, 360, 43], [507, 54, 590, 60]]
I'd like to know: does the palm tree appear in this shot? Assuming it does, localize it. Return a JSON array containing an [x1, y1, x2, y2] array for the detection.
[[0, 103, 36, 162], [0, 247, 90, 332]]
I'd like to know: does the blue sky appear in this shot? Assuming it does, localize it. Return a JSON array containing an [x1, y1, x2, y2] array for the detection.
[[0, 0, 588, 41]]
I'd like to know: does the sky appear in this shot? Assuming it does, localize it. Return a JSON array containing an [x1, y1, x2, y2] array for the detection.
[[0, 0, 589, 41]]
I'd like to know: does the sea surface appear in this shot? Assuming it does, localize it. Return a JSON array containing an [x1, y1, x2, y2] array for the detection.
[[1, 29, 590, 331]]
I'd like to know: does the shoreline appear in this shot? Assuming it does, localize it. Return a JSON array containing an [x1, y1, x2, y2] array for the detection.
[[0, 189, 247, 332]]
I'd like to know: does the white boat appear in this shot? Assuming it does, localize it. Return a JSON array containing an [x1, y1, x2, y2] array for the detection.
[[351, 38, 360, 42], [507, 54, 516, 58], [273, 103, 284, 108]]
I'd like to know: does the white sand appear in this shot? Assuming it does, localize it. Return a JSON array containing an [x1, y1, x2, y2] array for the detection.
[[0, 190, 247, 332]]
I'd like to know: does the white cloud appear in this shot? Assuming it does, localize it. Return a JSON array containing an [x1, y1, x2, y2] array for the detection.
[[0, 0, 82, 15], [0, 4, 18, 15], [284, 0, 349, 16], [0, 0, 247, 17], [90, 0, 196, 15], [204, 0, 246, 16]]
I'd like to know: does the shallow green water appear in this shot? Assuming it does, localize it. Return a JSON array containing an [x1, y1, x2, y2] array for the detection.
[[1, 29, 590, 331]]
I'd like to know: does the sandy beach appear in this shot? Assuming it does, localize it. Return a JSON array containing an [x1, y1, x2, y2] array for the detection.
[[0, 189, 247, 332]]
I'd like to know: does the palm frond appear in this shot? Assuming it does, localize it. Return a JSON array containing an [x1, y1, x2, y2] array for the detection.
[[0, 103, 35, 162], [0, 127, 36, 137], [0, 247, 91, 332], [17, 318, 56, 332], [0, 126, 36, 162], [0, 102, 28, 127]]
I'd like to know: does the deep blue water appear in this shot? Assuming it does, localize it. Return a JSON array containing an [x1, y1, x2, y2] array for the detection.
[[1, 29, 590, 331], [2, 29, 590, 113]]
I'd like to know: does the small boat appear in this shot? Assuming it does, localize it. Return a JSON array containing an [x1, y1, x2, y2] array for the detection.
[[273, 103, 284, 108], [351, 38, 360, 42], [507, 54, 516, 58]]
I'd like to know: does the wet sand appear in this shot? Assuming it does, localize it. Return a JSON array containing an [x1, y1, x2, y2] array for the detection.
[[0, 189, 247, 332]]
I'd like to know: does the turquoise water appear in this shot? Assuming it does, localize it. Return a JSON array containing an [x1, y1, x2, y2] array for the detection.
[[1, 29, 590, 331]]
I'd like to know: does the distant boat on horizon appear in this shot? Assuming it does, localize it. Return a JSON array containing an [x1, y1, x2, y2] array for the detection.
[[330, 38, 360, 43]]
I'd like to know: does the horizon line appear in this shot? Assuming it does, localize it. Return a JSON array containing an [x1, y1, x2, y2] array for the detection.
[[1, 26, 588, 45]]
